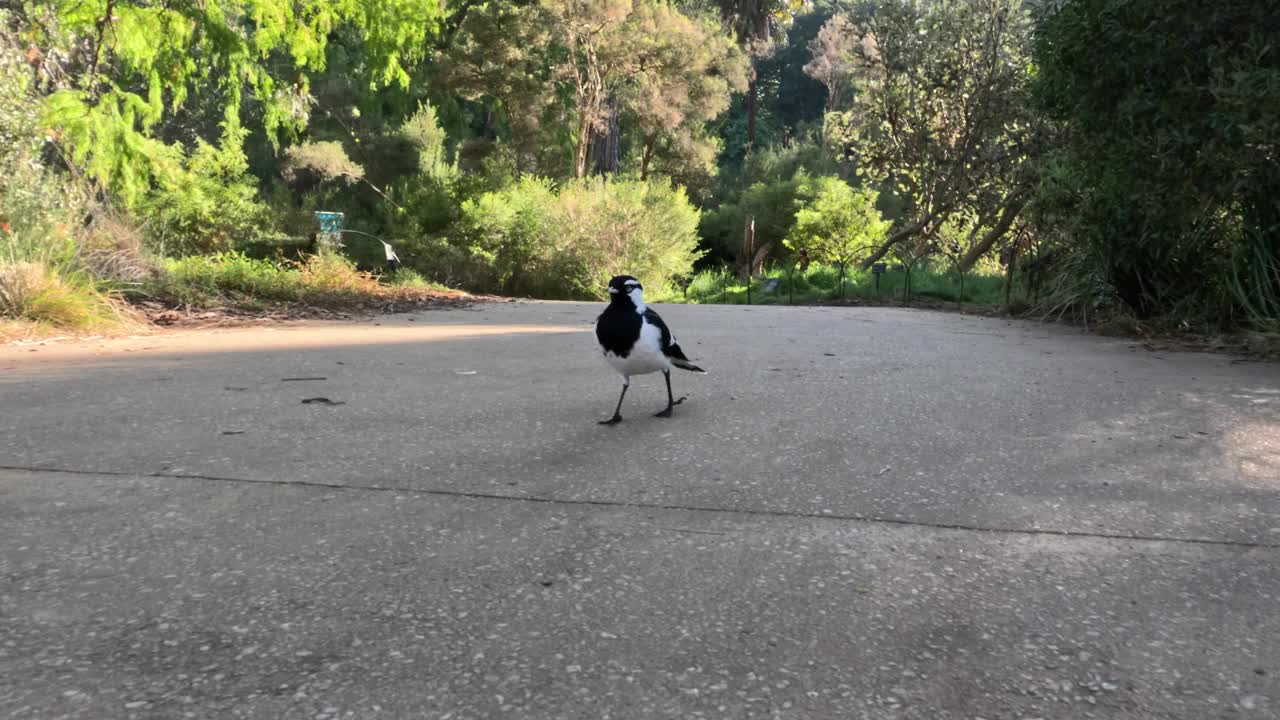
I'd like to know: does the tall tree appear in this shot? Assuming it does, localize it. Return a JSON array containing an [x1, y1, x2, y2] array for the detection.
[[813, 0, 1040, 270], [444, 0, 746, 180], [717, 0, 805, 150], [623, 6, 748, 181]]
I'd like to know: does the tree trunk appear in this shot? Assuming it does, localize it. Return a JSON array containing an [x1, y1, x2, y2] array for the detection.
[[574, 117, 592, 179], [639, 137, 655, 180], [958, 193, 1028, 271], [745, 70, 758, 150], [588, 98, 621, 176]]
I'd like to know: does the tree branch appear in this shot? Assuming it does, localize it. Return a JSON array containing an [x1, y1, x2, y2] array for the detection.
[[860, 206, 949, 269], [958, 191, 1028, 271]]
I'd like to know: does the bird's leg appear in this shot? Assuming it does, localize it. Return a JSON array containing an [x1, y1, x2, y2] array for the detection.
[[654, 370, 687, 418], [600, 380, 629, 425]]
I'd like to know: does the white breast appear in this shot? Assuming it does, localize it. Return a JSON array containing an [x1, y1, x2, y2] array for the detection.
[[603, 318, 670, 377]]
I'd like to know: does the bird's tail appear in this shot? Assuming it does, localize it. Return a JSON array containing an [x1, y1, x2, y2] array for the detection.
[[672, 358, 706, 374]]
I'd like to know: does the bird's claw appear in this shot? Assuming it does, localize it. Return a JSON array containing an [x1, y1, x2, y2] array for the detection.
[[599, 415, 623, 426], [654, 396, 687, 418]]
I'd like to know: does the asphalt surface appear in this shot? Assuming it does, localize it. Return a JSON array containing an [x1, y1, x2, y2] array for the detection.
[[1, 301, 1278, 719]]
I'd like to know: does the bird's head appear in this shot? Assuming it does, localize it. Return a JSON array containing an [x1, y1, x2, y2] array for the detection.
[[606, 275, 644, 307]]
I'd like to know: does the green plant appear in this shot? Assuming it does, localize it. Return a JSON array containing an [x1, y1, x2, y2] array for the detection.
[[785, 176, 890, 265], [0, 261, 123, 329], [699, 171, 811, 265], [141, 124, 269, 256], [1032, 0, 1280, 328], [434, 176, 703, 299]]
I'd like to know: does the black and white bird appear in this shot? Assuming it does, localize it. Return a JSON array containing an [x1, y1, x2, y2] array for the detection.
[[594, 275, 705, 425]]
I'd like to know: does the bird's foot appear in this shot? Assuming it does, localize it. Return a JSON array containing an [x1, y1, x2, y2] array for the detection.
[[599, 415, 623, 426], [653, 397, 686, 418]]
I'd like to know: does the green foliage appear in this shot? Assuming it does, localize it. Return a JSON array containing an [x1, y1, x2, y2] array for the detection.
[[700, 172, 809, 264], [443, 0, 747, 179], [679, 262, 1007, 306], [141, 125, 270, 255], [412, 177, 703, 299], [399, 102, 455, 180], [1, 21, 85, 270], [24, 0, 445, 205], [148, 251, 388, 306], [0, 17, 131, 331], [786, 176, 889, 263], [699, 158, 849, 265], [1032, 0, 1280, 328], [0, 261, 123, 329], [281, 141, 366, 186], [818, 0, 1038, 265]]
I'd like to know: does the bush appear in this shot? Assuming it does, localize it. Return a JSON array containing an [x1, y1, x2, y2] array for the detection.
[[786, 176, 890, 264], [0, 261, 121, 329], [1032, 0, 1280, 328], [141, 124, 271, 256], [148, 252, 385, 306], [420, 176, 703, 299], [699, 172, 811, 265], [556, 178, 703, 297], [156, 252, 301, 305], [0, 17, 131, 332]]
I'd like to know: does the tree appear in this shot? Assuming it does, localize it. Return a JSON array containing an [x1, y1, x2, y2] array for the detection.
[[436, 1, 564, 174], [18, 0, 445, 207], [814, 0, 1040, 271], [623, 6, 748, 181], [444, 0, 746, 180], [784, 175, 889, 266], [716, 0, 807, 149]]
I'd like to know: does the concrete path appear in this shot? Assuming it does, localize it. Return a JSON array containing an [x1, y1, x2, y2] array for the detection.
[[1, 301, 1277, 719]]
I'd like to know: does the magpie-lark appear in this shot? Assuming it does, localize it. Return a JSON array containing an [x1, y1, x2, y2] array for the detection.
[[594, 275, 705, 425]]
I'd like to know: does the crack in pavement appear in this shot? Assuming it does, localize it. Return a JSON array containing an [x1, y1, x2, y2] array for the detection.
[[2, 463, 1277, 551]]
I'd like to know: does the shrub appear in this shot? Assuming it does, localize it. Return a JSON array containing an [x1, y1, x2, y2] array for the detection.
[[0, 17, 130, 331], [0, 261, 122, 329], [699, 172, 811, 265], [141, 124, 271, 256], [1032, 0, 1280, 328], [149, 252, 384, 306], [785, 176, 891, 264], [555, 177, 703, 297], [432, 176, 703, 298]]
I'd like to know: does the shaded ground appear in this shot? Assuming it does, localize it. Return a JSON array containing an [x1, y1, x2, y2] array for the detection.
[[2, 301, 1278, 719]]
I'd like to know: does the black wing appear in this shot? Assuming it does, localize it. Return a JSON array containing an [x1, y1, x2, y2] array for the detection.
[[643, 308, 690, 360]]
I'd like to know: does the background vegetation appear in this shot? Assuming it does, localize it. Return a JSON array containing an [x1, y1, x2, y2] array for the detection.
[[1, 0, 1276, 335]]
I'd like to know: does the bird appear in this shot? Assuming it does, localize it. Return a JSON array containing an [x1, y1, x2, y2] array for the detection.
[[593, 274, 705, 425]]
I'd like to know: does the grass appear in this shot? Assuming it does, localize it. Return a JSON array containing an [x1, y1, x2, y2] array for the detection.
[[677, 262, 1012, 307], [135, 251, 466, 310], [1, 228, 136, 338], [142, 251, 384, 306], [385, 267, 456, 293], [2, 249, 469, 341], [0, 261, 125, 330]]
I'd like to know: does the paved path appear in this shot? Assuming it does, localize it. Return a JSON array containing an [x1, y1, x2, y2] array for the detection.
[[2, 301, 1277, 719]]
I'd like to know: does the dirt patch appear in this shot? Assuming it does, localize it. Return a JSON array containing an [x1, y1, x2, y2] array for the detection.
[[134, 290, 485, 329], [2, 289, 492, 344]]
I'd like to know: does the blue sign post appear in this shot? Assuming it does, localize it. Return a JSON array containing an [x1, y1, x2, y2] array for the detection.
[[314, 211, 345, 253]]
